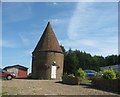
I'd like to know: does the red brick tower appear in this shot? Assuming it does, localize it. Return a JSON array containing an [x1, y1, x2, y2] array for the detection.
[[32, 22, 64, 80]]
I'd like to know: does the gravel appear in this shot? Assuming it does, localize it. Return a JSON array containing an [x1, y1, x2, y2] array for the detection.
[[2, 79, 119, 95]]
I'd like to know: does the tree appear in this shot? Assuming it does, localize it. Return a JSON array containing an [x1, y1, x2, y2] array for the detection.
[[60, 45, 66, 54], [64, 49, 79, 74], [77, 68, 86, 79], [118, 55, 120, 64], [62, 46, 119, 74], [105, 55, 118, 66]]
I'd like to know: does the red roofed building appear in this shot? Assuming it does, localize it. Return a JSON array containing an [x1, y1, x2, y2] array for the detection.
[[4, 65, 28, 78]]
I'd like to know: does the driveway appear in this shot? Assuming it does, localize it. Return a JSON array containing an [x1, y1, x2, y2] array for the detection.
[[2, 79, 119, 95]]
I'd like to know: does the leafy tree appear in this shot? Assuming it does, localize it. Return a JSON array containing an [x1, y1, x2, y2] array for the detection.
[[102, 69, 116, 79], [62, 45, 119, 74], [92, 56, 105, 71], [64, 49, 79, 74], [77, 68, 86, 79], [118, 55, 120, 64], [105, 55, 118, 66], [60, 45, 66, 54]]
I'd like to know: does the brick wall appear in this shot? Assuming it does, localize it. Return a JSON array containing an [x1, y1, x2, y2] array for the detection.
[[32, 51, 64, 80], [18, 69, 27, 78]]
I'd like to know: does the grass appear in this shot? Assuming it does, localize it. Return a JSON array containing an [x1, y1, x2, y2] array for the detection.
[[80, 79, 92, 85], [0, 92, 8, 96]]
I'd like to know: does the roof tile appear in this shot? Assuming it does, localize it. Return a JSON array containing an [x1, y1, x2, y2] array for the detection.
[[33, 22, 63, 53]]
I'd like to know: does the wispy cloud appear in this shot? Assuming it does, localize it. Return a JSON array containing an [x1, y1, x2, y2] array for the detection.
[[19, 34, 30, 46], [63, 2, 118, 56], [0, 39, 16, 48], [68, 2, 90, 40], [24, 49, 33, 56], [60, 38, 118, 56], [0, 40, 2, 47], [52, 2, 58, 5], [44, 18, 65, 26], [60, 39, 96, 48], [68, 2, 118, 40], [50, 18, 66, 26]]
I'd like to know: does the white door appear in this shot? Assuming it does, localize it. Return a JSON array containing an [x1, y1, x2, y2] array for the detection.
[[51, 66, 57, 79]]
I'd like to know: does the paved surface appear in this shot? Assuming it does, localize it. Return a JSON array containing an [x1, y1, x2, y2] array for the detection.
[[2, 79, 119, 95]]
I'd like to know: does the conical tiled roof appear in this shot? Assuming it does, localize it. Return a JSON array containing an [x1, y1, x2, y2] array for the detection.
[[33, 22, 63, 53]]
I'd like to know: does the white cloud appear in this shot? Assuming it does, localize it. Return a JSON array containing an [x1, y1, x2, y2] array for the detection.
[[60, 38, 118, 57], [24, 49, 33, 56], [19, 34, 30, 46], [68, 2, 118, 39], [51, 18, 67, 26], [60, 39, 97, 49], [0, 39, 16, 48], [44, 18, 66, 26], [0, 40, 1, 47], [52, 2, 58, 5], [68, 2, 92, 40], [51, 18, 60, 24], [63, 2, 118, 56], [80, 39, 97, 46]]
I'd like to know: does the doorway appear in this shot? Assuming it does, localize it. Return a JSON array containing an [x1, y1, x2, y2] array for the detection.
[[51, 65, 57, 79]]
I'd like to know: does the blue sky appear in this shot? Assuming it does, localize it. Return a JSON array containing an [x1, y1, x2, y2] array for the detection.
[[1, 2, 118, 73]]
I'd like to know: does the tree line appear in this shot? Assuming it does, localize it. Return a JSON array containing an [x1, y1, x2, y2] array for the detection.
[[60, 46, 119, 74]]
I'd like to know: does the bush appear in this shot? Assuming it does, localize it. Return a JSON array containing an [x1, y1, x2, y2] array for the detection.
[[95, 71, 103, 79], [102, 69, 116, 79], [114, 70, 120, 79], [77, 68, 86, 79]]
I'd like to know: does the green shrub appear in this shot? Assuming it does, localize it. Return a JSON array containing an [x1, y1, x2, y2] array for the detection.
[[102, 69, 116, 79], [77, 68, 86, 79], [114, 70, 120, 79], [95, 71, 103, 79]]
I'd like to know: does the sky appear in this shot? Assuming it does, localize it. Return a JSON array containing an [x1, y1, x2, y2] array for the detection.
[[1, 2, 118, 73]]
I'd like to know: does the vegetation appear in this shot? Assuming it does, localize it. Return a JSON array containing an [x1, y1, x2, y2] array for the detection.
[[0, 92, 8, 96], [77, 68, 86, 79], [95, 71, 103, 79], [60, 46, 119, 75], [95, 69, 120, 80], [114, 70, 120, 79], [64, 49, 78, 75], [68, 74, 75, 78], [102, 69, 116, 79], [80, 79, 92, 85]]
